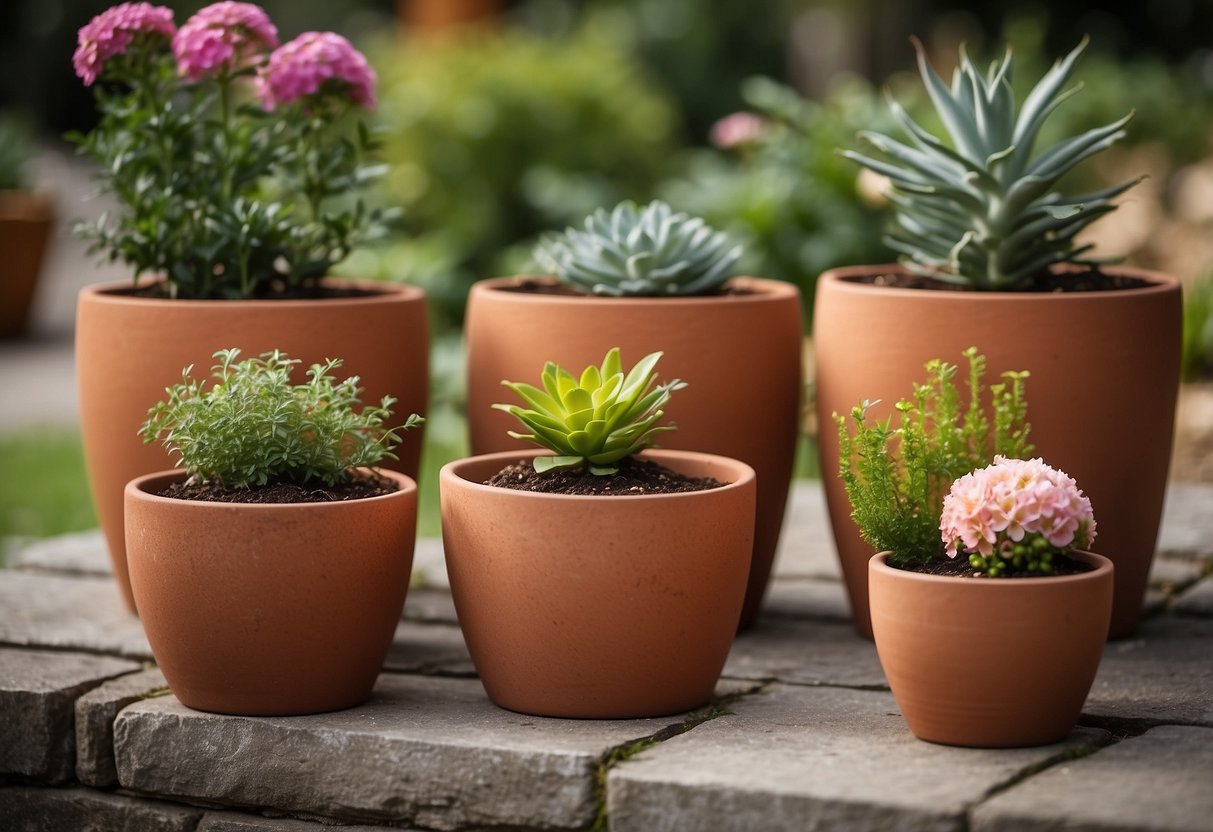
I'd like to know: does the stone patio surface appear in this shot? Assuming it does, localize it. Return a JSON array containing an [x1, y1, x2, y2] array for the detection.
[[1, 481, 1211, 831]]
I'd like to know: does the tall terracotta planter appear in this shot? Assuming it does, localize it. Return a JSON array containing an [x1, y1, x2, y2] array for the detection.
[[0, 191, 54, 338], [815, 265, 1181, 638], [125, 469, 417, 716], [440, 449, 756, 718], [77, 280, 429, 612], [870, 551, 1113, 747], [464, 276, 802, 629]]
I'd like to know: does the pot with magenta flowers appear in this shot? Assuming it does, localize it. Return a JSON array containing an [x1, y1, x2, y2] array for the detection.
[[837, 349, 1113, 747]]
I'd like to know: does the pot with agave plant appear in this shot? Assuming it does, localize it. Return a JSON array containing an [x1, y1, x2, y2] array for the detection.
[[816, 38, 1180, 638], [126, 348, 422, 715], [71, 3, 429, 612], [0, 113, 55, 339], [466, 200, 801, 630], [442, 348, 755, 718], [838, 352, 1112, 747]]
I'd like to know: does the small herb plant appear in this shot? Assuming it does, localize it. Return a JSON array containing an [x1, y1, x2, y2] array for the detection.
[[494, 347, 685, 475], [533, 200, 742, 297], [141, 348, 421, 488], [836, 347, 1032, 569]]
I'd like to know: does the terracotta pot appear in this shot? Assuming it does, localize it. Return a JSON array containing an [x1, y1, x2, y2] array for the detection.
[[815, 265, 1181, 638], [125, 469, 417, 716], [77, 279, 429, 613], [464, 276, 802, 629], [440, 449, 756, 718], [0, 191, 55, 338], [869, 550, 1113, 747]]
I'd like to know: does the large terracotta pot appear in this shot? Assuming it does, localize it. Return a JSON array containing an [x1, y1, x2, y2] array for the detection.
[[464, 276, 802, 629], [870, 550, 1113, 747], [125, 468, 417, 716], [0, 191, 54, 338], [77, 279, 429, 613], [815, 265, 1181, 638], [440, 449, 756, 718]]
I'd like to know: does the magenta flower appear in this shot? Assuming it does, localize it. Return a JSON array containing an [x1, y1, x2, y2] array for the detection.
[[73, 2, 176, 86], [258, 32, 378, 111], [173, 2, 279, 81], [709, 112, 766, 150]]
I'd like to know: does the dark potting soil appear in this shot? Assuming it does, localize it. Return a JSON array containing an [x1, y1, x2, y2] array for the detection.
[[112, 280, 383, 301], [157, 471, 398, 504], [500, 277, 757, 297], [895, 552, 1094, 578], [847, 268, 1152, 293], [485, 456, 726, 495]]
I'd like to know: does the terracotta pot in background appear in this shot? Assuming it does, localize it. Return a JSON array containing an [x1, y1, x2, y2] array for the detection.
[[869, 550, 1113, 748], [0, 191, 55, 338], [77, 280, 429, 613], [815, 265, 1181, 639], [440, 449, 756, 718], [464, 276, 802, 630]]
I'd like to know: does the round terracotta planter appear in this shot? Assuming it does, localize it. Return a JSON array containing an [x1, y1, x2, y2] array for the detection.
[[869, 551, 1113, 748], [464, 276, 802, 630], [440, 449, 756, 718], [0, 191, 55, 338], [77, 279, 429, 613], [815, 265, 1181, 639], [125, 468, 417, 716]]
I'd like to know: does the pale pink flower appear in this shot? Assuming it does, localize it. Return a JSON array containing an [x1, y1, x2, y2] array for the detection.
[[709, 111, 766, 150], [173, 2, 279, 81], [73, 3, 176, 86], [258, 32, 377, 110]]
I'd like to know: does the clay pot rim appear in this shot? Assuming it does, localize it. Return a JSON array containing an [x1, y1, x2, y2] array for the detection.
[[821, 263, 1180, 300], [126, 467, 417, 512], [472, 275, 800, 306], [442, 448, 756, 504], [870, 550, 1113, 587], [80, 278, 425, 308], [0, 189, 55, 219]]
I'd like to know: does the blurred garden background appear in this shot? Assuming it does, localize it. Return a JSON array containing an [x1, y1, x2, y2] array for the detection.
[[3, 0, 1212, 549]]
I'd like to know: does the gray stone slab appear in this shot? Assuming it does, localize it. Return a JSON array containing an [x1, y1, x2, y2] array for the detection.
[[1158, 484, 1213, 558], [607, 683, 1108, 832], [0, 648, 140, 782], [411, 537, 448, 589], [7, 528, 112, 576], [382, 621, 473, 675], [76, 668, 168, 787], [1174, 575, 1213, 616], [973, 725, 1213, 832], [760, 577, 852, 622], [199, 812, 403, 831], [0, 785, 202, 831], [114, 673, 701, 830], [1086, 616, 1213, 727], [1148, 556, 1205, 590], [401, 587, 458, 624], [0, 571, 151, 659], [772, 482, 841, 580], [722, 617, 886, 689]]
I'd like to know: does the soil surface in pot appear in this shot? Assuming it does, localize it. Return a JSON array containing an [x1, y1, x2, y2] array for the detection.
[[155, 471, 398, 503], [113, 280, 386, 301], [485, 457, 725, 495], [849, 269, 1151, 293], [501, 278, 757, 297], [893, 552, 1094, 578]]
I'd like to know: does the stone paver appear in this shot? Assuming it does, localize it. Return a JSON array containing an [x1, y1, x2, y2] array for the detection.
[[0, 648, 139, 782], [0, 785, 202, 831], [8, 529, 112, 577], [606, 683, 1108, 832], [973, 725, 1213, 832], [401, 587, 459, 624], [1148, 555, 1205, 589], [772, 483, 841, 580], [1174, 575, 1213, 616], [75, 667, 168, 787], [1157, 484, 1213, 558], [0, 570, 151, 658], [722, 617, 886, 689], [759, 577, 852, 621], [382, 621, 473, 675], [198, 812, 407, 831]]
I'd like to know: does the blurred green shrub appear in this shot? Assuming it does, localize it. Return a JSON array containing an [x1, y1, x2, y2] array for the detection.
[[0, 112, 34, 191], [1183, 278, 1213, 382]]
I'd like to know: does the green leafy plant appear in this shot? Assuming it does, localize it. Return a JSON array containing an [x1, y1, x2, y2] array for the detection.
[[141, 348, 421, 488], [842, 38, 1141, 290], [494, 347, 684, 474], [1182, 276, 1213, 381], [533, 199, 742, 297], [0, 112, 34, 191], [836, 348, 1033, 568]]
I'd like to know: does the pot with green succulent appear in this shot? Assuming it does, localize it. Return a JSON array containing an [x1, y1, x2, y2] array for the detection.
[[816, 39, 1181, 638], [126, 348, 422, 715], [71, 3, 429, 612], [441, 347, 756, 718], [466, 200, 802, 630], [0, 113, 55, 339], [838, 348, 1113, 747]]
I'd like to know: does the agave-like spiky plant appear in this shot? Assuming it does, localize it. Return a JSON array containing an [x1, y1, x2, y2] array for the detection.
[[494, 348, 685, 475], [842, 38, 1142, 290], [533, 200, 742, 297]]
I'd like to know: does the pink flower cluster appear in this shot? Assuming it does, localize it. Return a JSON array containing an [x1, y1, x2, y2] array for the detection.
[[940, 456, 1096, 559], [173, 1, 279, 81], [258, 32, 378, 110], [709, 112, 766, 150], [73, 2, 176, 86]]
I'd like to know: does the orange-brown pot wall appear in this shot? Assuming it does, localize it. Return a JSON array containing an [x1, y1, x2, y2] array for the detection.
[[0, 192, 54, 338]]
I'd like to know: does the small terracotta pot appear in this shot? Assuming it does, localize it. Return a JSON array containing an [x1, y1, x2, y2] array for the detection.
[[440, 449, 756, 718], [0, 191, 55, 338], [77, 279, 429, 613], [464, 276, 802, 629], [125, 469, 417, 716], [869, 551, 1113, 748], [815, 265, 1181, 638]]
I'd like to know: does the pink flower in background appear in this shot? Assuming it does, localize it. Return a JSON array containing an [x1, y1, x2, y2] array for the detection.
[[173, 2, 279, 81], [73, 2, 176, 86], [709, 111, 766, 150], [258, 32, 378, 110]]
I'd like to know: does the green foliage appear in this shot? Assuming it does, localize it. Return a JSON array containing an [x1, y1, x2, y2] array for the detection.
[[0, 430, 96, 549], [843, 39, 1141, 290], [534, 200, 741, 297], [141, 349, 420, 488], [836, 348, 1033, 567], [1182, 277, 1213, 381], [494, 348, 684, 475], [0, 112, 34, 191]]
